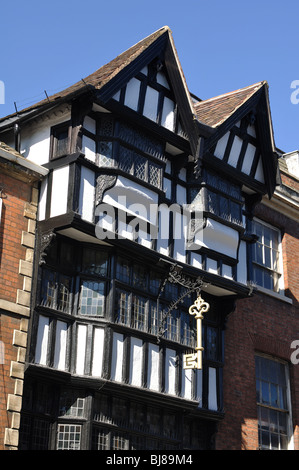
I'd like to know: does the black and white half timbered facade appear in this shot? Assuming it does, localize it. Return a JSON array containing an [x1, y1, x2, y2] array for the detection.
[[0, 27, 279, 450]]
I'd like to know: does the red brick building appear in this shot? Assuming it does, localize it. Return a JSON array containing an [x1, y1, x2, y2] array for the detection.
[[0, 142, 47, 450], [217, 153, 299, 449]]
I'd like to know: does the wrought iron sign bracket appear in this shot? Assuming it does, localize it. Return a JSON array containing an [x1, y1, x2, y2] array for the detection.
[[156, 260, 210, 349]]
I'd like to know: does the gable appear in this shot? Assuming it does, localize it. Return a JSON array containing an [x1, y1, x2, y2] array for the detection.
[[213, 117, 265, 184], [196, 82, 279, 197], [111, 62, 182, 136]]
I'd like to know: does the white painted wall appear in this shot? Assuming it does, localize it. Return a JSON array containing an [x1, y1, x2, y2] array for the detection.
[[129, 337, 143, 387], [228, 135, 243, 168], [147, 343, 160, 391], [111, 332, 124, 382], [54, 320, 68, 370], [20, 106, 71, 165], [38, 177, 48, 221], [79, 166, 95, 222], [91, 327, 105, 377], [143, 86, 159, 122], [35, 315, 49, 365], [164, 348, 176, 395], [50, 165, 69, 218], [124, 77, 141, 111], [75, 324, 87, 375], [181, 368, 193, 400], [193, 218, 239, 259]]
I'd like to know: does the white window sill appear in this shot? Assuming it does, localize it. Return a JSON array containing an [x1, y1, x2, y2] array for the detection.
[[255, 285, 293, 304]]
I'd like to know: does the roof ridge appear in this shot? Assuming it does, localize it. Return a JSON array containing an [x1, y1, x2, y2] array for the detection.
[[0, 26, 171, 123], [194, 81, 267, 107]]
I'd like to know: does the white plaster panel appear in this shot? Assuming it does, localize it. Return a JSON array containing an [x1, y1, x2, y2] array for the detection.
[[83, 116, 96, 134], [157, 205, 170, 256], [102, 176, 158, 225], [190, 252, 202, 270], [50, 165, 69, 218], [75, 324, 87, 375], [143, 86, 159, 122], [181, 368, 192, 400], [214, 133, 229, 160], [79, 166, 95, 222], [38, 177, 48, 221], [222, 264, 233, 280], [92, 327, 105, 377], [176, 184, 187, 205], [35, 315, 49, 365], [147, 343, 160, 391], [193, 218, 239, 259], [161, 97, 175, 131], [111, 332, 124, 382], [241, 142, 256, 175], [173, 211, 187, 263], [124, 77, 141, 111], [227, 135, 243, 168], [156, 71, 170, 89], [129, 337, 143, 387], [207, 258, 218, 275], [82, 135, 96, 163], [165, 348, 176, 395], [163, 177, 172, 199], [54, 321, 68, 371], [255, 156, 265, 183]]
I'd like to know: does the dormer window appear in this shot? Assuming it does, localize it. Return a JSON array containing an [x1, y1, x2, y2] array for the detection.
[[50, 122, 71, 160]]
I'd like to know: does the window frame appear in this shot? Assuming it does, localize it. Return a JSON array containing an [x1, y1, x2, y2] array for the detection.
[[50, 121, 72, 161], [255, 354, 294, 450], [251, 218, 284, 294]]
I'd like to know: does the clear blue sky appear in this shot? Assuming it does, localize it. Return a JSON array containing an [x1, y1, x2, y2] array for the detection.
[[1, 0, 298, 153]]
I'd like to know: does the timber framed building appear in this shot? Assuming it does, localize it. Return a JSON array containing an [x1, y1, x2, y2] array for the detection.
[[0, 26, 297, 450]]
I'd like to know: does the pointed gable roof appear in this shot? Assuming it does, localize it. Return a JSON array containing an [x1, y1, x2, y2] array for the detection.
[[194, 81, 279, 197], [0, 26, 201, 155], [194, 82, 266, 128]]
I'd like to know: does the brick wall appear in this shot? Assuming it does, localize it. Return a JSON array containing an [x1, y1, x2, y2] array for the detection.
[[0, 164, 40, 450], [216, 197, 299, 450]]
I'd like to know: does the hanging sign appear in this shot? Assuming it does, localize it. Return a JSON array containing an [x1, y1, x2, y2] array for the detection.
[[183, 294, 210, 370]]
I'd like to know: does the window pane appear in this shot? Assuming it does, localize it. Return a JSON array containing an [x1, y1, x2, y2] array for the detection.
[[116, 290, 130, 325], [116, 258, 130, 283], [79, 281, 105, 316], [256, 356, 291, 450], [132, 295, 146, 330], [57, 275, 71, 312], [82, 248, 108, 276], [41, 269, 56, 308]]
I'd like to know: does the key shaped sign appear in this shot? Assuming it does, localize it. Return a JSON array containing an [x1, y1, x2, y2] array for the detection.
[[183, 294, 210, 370]]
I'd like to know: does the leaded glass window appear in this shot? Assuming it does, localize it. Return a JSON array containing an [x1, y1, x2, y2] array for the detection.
[[40, 269, 72, 313], [81, 248, 108, 276], [79, 280, 105, 316], [56, 424, 81, 450], [132, 295, 147, 330]]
